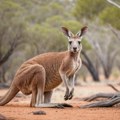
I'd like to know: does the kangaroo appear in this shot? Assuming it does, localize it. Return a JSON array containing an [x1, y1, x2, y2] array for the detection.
[[0, 26, 87, 108]]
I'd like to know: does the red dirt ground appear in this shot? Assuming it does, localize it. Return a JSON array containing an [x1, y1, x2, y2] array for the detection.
[[0, 82, 120, 120]]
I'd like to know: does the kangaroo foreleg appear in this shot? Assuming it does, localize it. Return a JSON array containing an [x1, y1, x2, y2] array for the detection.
[[68, 74, 76, 100], [59, 72, 76, 100], [59, 72, 70, 100]]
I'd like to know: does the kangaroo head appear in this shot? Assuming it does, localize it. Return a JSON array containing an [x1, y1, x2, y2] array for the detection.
[[61, 26, 87, 53]]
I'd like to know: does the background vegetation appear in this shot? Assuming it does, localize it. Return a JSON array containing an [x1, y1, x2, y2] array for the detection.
[[0, 0, 120, 84]]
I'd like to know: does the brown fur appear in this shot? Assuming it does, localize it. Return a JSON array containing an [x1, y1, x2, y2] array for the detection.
[[0, 51, 81, 106], [0, 26, 87, 107]]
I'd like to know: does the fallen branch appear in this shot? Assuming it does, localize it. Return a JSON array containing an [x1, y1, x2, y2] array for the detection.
[[80, 92, 120, 108], [80, 96, 120, 108], [81, 93, 115, 102]]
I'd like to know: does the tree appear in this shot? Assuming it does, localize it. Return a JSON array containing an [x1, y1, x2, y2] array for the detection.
[[0, 0, 27, 82], [74, 0, 120, 79], [73, 0, 107, 20], [81, 50, 100, 81], [99, 6, 120, 30], [85, 23, 120, 78]]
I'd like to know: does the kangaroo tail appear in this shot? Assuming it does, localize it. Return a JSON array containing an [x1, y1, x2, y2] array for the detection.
[[0, 84, 19, 106]]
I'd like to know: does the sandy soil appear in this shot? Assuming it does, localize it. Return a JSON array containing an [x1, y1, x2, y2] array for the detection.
[[0, 82, 120, 120]]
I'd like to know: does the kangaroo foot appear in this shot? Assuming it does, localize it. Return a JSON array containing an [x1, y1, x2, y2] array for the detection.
[[64, 88, 74, 100], [35, 103, 65, 108]]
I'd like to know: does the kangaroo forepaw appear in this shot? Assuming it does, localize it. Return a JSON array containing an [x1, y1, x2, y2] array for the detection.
[[68, 93, 73, 100], [64, 88, 74, 100], [68, 88, 74, 100], [64, 89, 70, 100], [64, 94, 69, 100]]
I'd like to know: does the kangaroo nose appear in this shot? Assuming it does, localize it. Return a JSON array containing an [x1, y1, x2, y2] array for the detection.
[[73, 47, 77, 51]]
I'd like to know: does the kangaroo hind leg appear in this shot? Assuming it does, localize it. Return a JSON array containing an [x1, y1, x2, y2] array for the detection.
[[30, 87, 37, 107], [31, 66, 60, 108], [29, 64, 45, 107], [31, 65, 71, 108]]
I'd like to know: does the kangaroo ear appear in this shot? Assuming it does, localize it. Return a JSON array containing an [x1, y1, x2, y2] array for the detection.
[[76, 26, 88, 37], [61, 27, 74, 37], [76, 31, 81, 37], [80, 26, 88, 37]]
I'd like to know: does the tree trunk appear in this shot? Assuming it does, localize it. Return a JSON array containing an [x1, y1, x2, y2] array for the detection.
[[81, 50, 100, 81], [103, 66, 111, 79]]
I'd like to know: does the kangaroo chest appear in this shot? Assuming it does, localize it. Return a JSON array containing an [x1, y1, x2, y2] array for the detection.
[[73, 59, 80, 71], [67, 59, 81, 77]]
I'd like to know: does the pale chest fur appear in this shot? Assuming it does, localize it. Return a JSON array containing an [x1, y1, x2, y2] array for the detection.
[[68, 58, 81, 77], [72, 58, 81, 72], [59, 54, 82, 78]]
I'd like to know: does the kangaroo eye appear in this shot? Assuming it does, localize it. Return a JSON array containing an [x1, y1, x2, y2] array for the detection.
[[78, 41, 81, 44], [69, 41, 72, 45]]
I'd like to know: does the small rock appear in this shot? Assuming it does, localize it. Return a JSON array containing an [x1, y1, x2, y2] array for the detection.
[[32, 110, 46, 115]]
